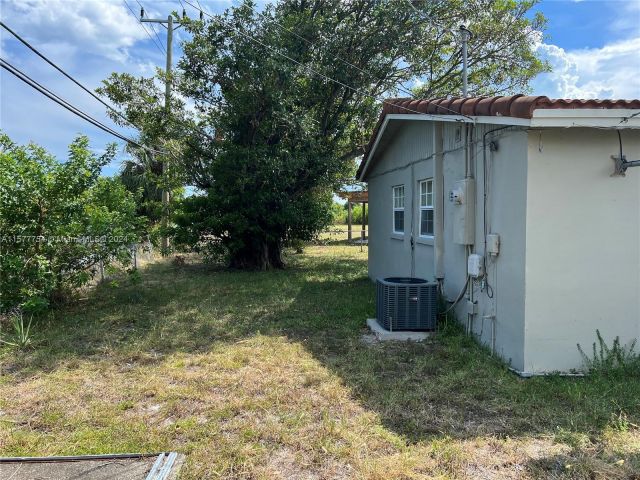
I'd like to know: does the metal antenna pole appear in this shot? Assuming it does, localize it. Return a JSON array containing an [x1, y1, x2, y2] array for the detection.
[[141, 12, 182, 253], [460, 25, 471, 97]]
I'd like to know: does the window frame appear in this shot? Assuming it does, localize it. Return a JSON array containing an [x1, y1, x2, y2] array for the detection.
[[418, 178, 434, 238], [392, 184, 405, 235]]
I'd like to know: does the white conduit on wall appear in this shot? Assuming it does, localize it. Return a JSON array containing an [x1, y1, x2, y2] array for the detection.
[[434, 122, 445, 280]]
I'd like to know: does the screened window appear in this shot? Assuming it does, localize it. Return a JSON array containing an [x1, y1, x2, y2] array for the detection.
[[419, 179, 434, 237], [392, 185, 404, 234]]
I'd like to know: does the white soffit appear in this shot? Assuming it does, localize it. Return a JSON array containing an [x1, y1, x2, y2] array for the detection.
[[530, 109, 640, 128]]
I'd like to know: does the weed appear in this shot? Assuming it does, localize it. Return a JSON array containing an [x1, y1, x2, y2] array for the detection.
[[0, 309, 34, 349], [578, 329, 640, 376], [609, 411, 634, 433]]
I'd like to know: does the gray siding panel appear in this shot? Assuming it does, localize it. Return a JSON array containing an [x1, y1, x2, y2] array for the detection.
[[368, 121, 435, 281], [367, 120, 527, 371]]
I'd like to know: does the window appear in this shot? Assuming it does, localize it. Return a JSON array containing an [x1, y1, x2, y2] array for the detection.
[[419, 179, 434, 237], [392, 185, 404, 234]]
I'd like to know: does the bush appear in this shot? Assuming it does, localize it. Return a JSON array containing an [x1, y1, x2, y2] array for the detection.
[[173, 187, 334, 269], [0, 134, 143, 311], [349, 203, 368, 225], [331, 202, 368, 225], [329, 202, 369, 225]]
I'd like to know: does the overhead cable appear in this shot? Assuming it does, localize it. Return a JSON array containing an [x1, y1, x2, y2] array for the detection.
[[123, 0, 166, 55], [0, 58, 163, 153]]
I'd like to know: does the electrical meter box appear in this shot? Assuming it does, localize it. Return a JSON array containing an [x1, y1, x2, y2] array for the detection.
[[467, 253, 484, 277], [450, 178, 475, 245], [486, 233, 500, 256]]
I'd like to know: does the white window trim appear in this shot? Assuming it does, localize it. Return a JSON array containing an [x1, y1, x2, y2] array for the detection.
[[419, 178, 434, 238], [392, 185, 405, 235]]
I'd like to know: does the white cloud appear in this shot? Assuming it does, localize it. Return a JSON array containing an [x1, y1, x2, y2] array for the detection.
[[0, 0, 171, 161], [533, 37, 640, 99], [2, 0, 149, 62]]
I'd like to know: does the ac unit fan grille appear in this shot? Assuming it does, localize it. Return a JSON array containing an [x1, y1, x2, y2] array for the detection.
[[376, 278, 437, 331]]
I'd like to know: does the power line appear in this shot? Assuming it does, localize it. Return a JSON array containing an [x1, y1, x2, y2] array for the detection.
[[183, 0, 471, 120], [230, 0, 417, 99], [135, 0, 170, 50], [402, 0, 448, 31], [0, 58, 163, 153], [123, 0, 166, 55], [2, 21, 215, 147], [0, 21, 135, 130]]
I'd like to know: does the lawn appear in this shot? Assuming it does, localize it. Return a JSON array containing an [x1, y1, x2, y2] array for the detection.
[[0, 244, 638, 479]]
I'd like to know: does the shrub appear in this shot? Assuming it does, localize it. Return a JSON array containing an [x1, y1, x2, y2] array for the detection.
[[348, 203, 368, 225], [578, 330, 640, 376], [0, 134, 143, 311]]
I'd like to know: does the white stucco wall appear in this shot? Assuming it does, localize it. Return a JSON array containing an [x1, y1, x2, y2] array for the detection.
[[442, 124, 529, 371], [365, 120, 639, 373], [523, 128, 640, 373]]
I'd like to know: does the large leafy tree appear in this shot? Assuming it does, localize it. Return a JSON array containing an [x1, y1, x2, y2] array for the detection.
[[103, 0, 547, 269], [175, 0, 547, 269]]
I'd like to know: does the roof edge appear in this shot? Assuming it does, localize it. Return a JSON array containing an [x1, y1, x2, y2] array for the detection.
[[357, 95, 640, 180]]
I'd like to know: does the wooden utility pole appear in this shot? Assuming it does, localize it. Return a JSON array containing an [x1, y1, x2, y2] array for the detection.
[[141, 9, 182, 253]]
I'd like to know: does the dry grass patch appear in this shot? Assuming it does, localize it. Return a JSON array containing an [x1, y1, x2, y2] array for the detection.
[[1, 245, 639, 479]]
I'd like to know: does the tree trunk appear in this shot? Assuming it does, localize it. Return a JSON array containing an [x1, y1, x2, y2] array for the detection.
[[229, 238, 284, 270]]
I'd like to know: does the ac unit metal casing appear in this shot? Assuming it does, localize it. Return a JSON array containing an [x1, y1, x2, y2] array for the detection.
[[376, 277, 438, 331]]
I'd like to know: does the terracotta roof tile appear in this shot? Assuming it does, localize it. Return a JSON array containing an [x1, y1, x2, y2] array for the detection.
[[358, 95, 640, 178]]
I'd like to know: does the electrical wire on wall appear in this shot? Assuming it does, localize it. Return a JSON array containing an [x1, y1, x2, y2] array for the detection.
[[480, 125, 513, 300]]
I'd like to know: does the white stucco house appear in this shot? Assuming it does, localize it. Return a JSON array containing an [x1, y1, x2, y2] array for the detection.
[[357, 95, 640, 375]]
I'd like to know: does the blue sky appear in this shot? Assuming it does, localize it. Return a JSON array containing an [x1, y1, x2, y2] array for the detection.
[[1, 0, 639, 174]]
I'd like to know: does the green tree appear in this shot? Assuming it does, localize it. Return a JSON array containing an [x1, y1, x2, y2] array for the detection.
[[345, 203, 368, 226], [0, 134, 142, 312], [97, 73, 198, 251], [119, 154, 164, 224], [330, 202, 346, 224], [105, 0, 548, 269]]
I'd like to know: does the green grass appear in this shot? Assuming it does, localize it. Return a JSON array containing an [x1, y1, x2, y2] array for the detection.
[[1, 244, 639, 479]]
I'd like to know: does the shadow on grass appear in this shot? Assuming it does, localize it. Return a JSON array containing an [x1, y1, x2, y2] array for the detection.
[[3, 249, 639, 449], [3, 252, 370, 372]]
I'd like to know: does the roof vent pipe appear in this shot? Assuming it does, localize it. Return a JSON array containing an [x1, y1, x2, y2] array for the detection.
[[459, 25, 473, 178]]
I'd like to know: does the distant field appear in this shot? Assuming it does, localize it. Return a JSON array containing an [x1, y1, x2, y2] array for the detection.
[[1, 245, 638, 479]]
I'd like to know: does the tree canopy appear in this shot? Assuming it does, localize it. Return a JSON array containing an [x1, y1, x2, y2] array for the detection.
[[103, 0, 548, 269]]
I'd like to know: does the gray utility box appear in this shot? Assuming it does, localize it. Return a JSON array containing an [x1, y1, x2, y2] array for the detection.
[[376, 277, 438, 331]]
